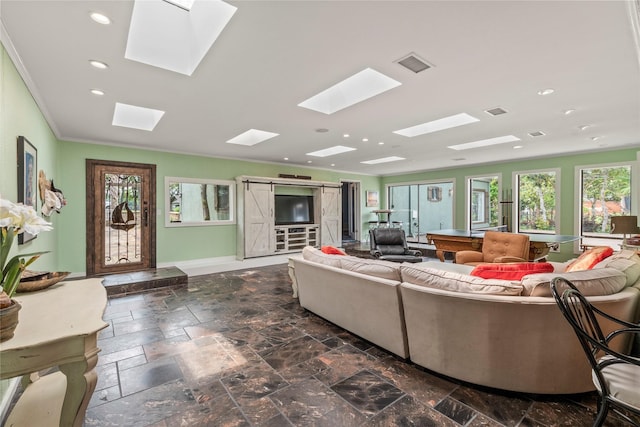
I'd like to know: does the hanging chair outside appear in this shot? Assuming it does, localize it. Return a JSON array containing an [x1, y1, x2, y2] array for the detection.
[[110, 201, 136, 231]]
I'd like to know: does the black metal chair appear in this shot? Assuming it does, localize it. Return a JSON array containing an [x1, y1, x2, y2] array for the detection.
[[550, 277, 640, 427], [369, 228, 422, 263]]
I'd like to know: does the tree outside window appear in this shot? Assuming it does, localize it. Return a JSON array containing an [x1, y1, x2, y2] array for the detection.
[[580, 165, 631, 235], [516, 171, 557, 233]]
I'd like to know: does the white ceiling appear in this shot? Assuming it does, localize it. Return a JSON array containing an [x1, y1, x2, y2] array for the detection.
[[1, 0, 639, 176]]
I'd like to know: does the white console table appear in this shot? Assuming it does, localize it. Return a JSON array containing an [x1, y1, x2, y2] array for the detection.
[[0, 278, 108, 427]]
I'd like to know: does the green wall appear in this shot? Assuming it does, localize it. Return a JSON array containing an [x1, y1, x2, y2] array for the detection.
[[382, 149, 640, 260], [55, 141, 379, 272], [0, 44, 59, 272]]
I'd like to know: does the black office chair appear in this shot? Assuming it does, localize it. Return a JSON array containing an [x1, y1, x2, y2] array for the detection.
[[369, 228, 422, 263], [550, 277, 640, 427]]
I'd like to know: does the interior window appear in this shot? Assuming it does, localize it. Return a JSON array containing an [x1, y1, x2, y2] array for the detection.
[[578, 164, 632, 249], [468, 176, 500, 230], [515, 170, 558, 234]]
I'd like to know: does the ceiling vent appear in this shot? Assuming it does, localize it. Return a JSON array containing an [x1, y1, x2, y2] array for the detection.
[[396, 53, 432, 73], [485, 107, 508, 116], [528, 131, 546, 137]]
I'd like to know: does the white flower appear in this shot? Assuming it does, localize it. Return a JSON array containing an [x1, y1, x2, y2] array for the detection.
[[0, 198, 52, 235]]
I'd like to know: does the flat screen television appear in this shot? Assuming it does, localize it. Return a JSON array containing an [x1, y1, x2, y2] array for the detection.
[[275, 195, 314, 225]]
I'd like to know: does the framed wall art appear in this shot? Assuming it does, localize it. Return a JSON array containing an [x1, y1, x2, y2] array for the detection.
[[366, 190, 379, 207], [17, 136, 38, 244]]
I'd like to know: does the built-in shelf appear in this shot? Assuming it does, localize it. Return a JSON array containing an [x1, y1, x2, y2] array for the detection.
[[275, 224, 319, 252]]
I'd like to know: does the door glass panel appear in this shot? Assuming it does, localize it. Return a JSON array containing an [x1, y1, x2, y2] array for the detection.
[[104, 173, 142, 266], [388, 181, 454, 241]]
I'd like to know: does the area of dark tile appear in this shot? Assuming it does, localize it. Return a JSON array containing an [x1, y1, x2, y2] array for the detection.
[[80, 262, 633, 427], [331, 370, 405, 416]]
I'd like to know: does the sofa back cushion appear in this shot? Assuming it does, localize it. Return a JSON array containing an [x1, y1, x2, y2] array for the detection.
[[339, 257, 402, 282], [520, 267, 627, 296], [302, 246, 345, 268], [471, 262, 554, 281], [400, 263, 523, 295], [593, 250, 640, 287]]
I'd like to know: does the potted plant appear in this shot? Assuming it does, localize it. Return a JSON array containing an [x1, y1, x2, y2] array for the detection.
[[0, 197, 52, 342]]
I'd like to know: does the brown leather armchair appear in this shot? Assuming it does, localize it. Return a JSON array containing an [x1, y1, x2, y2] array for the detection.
[[455, 231, 530, 265]]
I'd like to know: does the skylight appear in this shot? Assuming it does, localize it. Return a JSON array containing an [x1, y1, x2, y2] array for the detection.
[[125, 0, 237, 76], [393, 113, 479, 137], [306, 146, 356, 157], [298, 68, 401, 115], [448, 135, 520, 151], [361, 156, 405, 165], [226, 129, 279, 146], [163, 0, 195, 11], [112, 102, 165, 131]]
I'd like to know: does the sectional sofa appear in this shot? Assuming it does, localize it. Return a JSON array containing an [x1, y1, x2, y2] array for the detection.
[[289, 246, 640, 394]]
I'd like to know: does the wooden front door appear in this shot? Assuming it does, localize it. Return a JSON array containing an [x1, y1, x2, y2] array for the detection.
[[86, 160, 156, 276]]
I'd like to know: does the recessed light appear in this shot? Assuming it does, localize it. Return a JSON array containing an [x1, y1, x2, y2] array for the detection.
[[578, 125, 591, 131], [112, 102, 165, 131], [537, 88, 555, 96], [307, 160, 312, 164], [226, 129, 279, 146], [298, 68, 401, 115], [343, 134, 350, 138], [90, 12, 111, 25], [306, 145, 356, 157], [513, 145, 524, 149], [90, 89, 105, 96], [330, 163, 335, 167], [89, 60, 108, 69], [448, 135, 520, 151], [378, 142, 384, 145], [362, 138, 368, 142], [564, 109, 576, 115], [283, 157, 289, 161], [361, 156, 405, 165], [393, 113, 479, 137]]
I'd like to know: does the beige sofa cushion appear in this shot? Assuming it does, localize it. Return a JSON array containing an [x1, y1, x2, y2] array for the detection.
[[302, 246, 346, 268], [594, 250, 640, 287], [400, 263, 523, 295], [339, 257, 402, 282], [521, 267, 627, 297]]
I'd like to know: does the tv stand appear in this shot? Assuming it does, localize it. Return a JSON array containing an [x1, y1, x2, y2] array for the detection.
[[236, 175, 341, 259], [275, 224, 319, 252]]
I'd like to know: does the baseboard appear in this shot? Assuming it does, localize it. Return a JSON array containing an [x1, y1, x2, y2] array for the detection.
[[158, 254, 291, 277], [66, 253, 294, 279]]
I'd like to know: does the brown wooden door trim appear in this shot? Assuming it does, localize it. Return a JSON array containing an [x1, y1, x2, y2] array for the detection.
[[86, 159, 156, 276]]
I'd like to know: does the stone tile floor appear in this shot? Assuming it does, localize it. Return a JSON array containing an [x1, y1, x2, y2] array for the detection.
[[85, 263, 634, 426]]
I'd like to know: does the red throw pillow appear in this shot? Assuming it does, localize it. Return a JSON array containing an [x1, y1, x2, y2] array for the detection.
[[471, 262, 554, 280], [565, 246, 614, 272], [321, 245, 346, 255]]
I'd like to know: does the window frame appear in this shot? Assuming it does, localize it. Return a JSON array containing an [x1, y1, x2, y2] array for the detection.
[[465, 174, 501, 231], [574, 160, 635, 252], [164, 176, 236, 227], [512, 168, 561, 235]]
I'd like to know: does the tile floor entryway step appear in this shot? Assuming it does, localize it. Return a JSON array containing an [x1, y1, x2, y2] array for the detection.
[[101, 266, 187, 297]]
